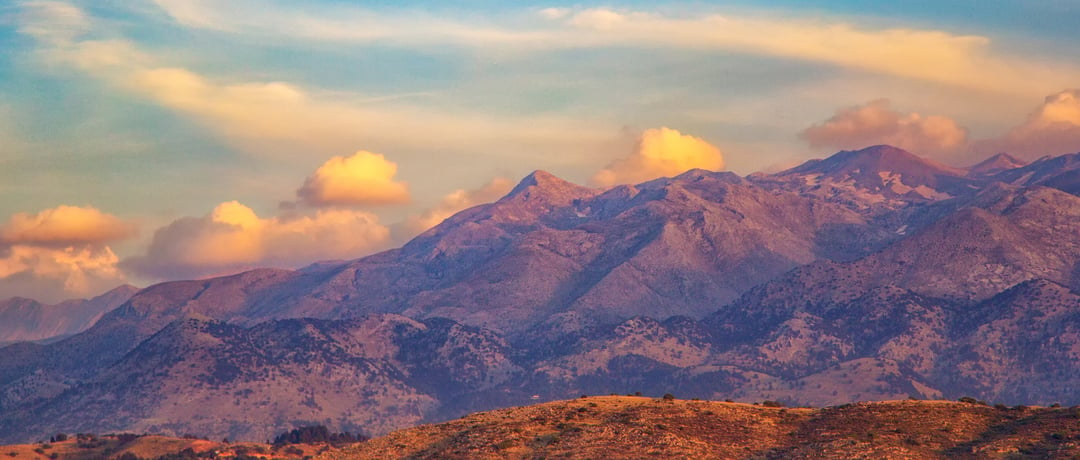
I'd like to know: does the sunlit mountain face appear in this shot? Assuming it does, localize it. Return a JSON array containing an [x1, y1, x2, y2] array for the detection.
[[1, 0, 1079, 446]]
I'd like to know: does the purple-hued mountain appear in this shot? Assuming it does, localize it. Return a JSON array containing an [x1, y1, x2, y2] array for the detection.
[[0, 285, 137, 346], [1, 145, 1078, 443], [967, 152, 1027, 177]]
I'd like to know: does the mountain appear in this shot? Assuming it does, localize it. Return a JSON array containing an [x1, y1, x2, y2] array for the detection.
[[752, 145, 973, 216], [968, 152, 1027, 177], [2, 146, 1079, 443], [0, 315, 521, 442], [991, 152, 1080, 196], [332, 396, 1080, 459], [0, 285, 137, 346]]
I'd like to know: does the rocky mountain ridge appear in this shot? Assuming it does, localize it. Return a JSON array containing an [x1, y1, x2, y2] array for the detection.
[[1, 145, 1078, 442]]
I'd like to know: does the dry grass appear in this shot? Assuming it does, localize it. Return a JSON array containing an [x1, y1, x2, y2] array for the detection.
[[323, 396, 1080, 459]]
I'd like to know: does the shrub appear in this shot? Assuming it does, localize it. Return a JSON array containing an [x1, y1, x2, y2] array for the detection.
[[762, 400, 784, 408], [958, 396, 978, 404], [272, 425, 368, 447], [662, 393, 675, 401]]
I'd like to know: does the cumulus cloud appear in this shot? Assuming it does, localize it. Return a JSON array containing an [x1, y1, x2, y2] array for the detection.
[[124, 201, 391, 280], [0, 245, 123, 303], [401, 177, 514, 237], [296, 151, 410, 207], [800, 99, 969, 156], [0, 205, 133, 302], [593, 127, 724, 187], [0, 205, 135, 247], [975, 89, 1080, 158]]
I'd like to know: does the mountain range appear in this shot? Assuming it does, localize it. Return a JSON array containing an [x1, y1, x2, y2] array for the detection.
[[1, 145, 1078, 443]]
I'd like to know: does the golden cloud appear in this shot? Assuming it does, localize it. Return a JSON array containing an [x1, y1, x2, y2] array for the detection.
[[800, 99, 968, 156], [0, 205, 135, 247], [0, 244, 124, 302], [124, 201, 391, 280], [976, 89, 1080, 158], [296, 151, 411, 207], [593, 127, 724, 187]]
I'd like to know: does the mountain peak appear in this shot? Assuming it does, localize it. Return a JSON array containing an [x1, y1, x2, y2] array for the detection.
[[784, 144, 965, 179], [503, 170, 596, 204], [968, 152, 1027, 177]]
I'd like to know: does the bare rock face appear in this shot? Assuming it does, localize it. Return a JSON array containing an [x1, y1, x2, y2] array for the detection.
[[1, 146, 1079, 443]]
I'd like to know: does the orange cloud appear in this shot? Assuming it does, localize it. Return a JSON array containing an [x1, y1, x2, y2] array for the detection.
[[593, 127, 723, 187], [0, 205, 135, 247], [0, 245, 124, 303], [125, 201, 391, 280], [0, 205, 133, 302], [976, 89, 1080, 158], [800, 99, 968, 156], [401, 177, 514, 237], [296, 151, 410, 207]]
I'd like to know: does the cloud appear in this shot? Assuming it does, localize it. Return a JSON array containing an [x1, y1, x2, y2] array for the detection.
[[296, 151, 410, 207], [0, 205, 133, 302], [124, 201, 391, 280], [0, 205, 135, 247], [593, 127, 723, 187], [800, 99, 968, 156], [20, 3, 617, 159], [0, 245, 124, 303], [975, 89, 1080, 158], [149, 2, 1080, 93], [400, 177, 514, 237]]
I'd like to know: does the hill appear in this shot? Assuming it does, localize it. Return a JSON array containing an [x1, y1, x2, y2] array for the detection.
[[326, 396, 1080, 459]]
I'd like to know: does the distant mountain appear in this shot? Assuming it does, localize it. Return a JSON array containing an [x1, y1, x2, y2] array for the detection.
[[0, 285, 137, 346], [991, 152, 1080, 195], [968, 152, 1027, 177], [1, 146, 1079, 443], [752, 145, 974, 216]]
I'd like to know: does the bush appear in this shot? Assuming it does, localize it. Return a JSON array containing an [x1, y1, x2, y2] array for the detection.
[[272, 425, 368, 447], [662, 393, 675, 401], [762, 400, 784, 408], [958, 396, 978, 404]]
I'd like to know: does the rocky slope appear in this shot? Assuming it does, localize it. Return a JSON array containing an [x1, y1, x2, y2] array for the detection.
[[327, 396, 1080, 459], [0, 315, 521, 442]]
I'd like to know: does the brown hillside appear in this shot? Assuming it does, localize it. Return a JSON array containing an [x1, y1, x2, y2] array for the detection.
[[325, 396, 1080, 459]]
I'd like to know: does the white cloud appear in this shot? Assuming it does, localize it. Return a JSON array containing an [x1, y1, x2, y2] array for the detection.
[[800, 99, 969, 156], [593, 127, 723, 186]]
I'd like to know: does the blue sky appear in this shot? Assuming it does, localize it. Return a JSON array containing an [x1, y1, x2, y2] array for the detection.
[[1, 0, 1079, 301]]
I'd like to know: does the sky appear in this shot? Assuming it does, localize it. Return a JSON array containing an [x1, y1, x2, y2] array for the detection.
[[1, 0, 1080, 302]]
